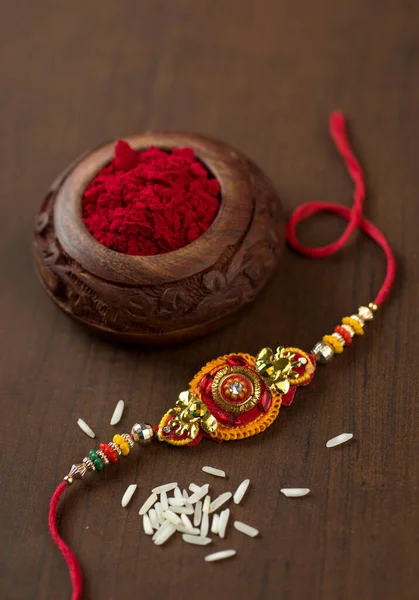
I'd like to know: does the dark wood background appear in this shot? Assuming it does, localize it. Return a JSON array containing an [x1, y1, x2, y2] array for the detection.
[[1, 1, 418, 599]]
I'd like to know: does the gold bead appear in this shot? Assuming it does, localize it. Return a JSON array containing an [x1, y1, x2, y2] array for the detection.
[[64, 475, 74, 485], [121, 433, 134, 448], [66, 463, 87, 481], [358, 305, 374, 321], [109, 441, 122, 455], [96, 450, 109, 465], [368, 302, 378, 312], [312, 341, 334, 364], [83, 457, 96, 471], [130, 423, 154, 445]]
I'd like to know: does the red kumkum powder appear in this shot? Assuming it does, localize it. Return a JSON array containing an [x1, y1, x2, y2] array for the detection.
[[82, 140, 221, 256]]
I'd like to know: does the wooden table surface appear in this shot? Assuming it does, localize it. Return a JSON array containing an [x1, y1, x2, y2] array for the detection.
[[1, 1, 418, 599]]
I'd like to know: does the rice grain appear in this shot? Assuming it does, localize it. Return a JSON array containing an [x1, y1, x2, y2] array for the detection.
[[233, 479, 250, 505], [234, 520, 259, 538], [202, 466, 226, 478], [209, 492, 232, 513], [204, 549, 236, 562], [139, 492, 158, 516], [77, 418, 95, 439], [280, 488, 310, 498], [110, 400, 124, 426], [326, 433, 353, 448], [152, 482, 178, 494], [183, 534, 212, 546], [218, 508, 230, 539], [121, 484, 137, 507]]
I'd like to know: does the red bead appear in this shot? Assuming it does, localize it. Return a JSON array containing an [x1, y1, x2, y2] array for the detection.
[[226, 355, 248, 367], [335, 325, 352, 346], [200, 373, 213, 394], [100, 443, 118, 463], [259, 390, 272, 412]]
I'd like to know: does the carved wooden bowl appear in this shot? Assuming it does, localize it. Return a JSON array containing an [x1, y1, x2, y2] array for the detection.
[[33, 132, 285, 344]]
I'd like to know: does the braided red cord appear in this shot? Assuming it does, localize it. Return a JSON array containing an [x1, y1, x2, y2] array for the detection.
[[286, 112, 396, 306], [48, 482, 82, 600]]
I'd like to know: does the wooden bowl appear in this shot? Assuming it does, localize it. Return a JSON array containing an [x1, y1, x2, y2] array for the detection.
[[33, 132, 285, 344]]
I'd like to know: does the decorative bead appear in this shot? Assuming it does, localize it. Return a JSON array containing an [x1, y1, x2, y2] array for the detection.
[[112, 434, 124, 446], [311, 341, 334, 364], [88, 449, 104, 471], [100, 443, 118, 463], [94, 458, 104, 471], [89, 450, 97, 462], [96, 449, 109, 465], [108, 441, 122, 455], [368, 302, 378, 313], [335, 325, 352, 346], [340, 323, 355, 338], [121, 433, 134, 448], [323, 334, 344, 354], [358, 305, 374, 321], [131, 423, 154, 445], [88, 449, 99, 462], [112, 434, 130, 456], [351, 313, 365, 326], [342, 316, 364, 336], [332, 331, 346, 347], [119, 442, 130, 456], [82, 457, 96, 471], [65, 463, 87, 483]]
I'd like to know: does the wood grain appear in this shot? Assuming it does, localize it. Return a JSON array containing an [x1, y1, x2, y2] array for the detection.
[[0, 1, 418, 599]]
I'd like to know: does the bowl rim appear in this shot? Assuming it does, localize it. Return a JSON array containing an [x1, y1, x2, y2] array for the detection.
[[54, 131, 253, 285]]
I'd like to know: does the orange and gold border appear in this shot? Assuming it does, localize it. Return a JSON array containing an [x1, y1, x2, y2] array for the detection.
[[189, 353, 283, 442]]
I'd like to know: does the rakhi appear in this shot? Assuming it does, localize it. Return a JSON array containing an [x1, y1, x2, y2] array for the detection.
[[48, 113, 396, 600]]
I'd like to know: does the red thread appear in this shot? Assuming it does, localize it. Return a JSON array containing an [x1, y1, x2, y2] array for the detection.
[[286, 112, 396, 306], [82, 142, 220, 256], [48, 482, 83, 600]]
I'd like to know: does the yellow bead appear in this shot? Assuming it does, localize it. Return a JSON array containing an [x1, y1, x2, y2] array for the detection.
[[323, 334, 344, 354], [113, 434, 123, 445], [342, 316, 364, 336], [120, 442, 130, 456]]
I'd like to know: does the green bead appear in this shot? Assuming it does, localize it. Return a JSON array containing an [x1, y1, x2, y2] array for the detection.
[[88, 449, 98, 461], [88, 450, 104, 471], [93, 458, 104, 471]]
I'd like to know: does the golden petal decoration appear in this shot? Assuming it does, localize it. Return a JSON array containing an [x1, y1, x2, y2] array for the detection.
[[256, 347, 274, 363], [272, 378, 290, 395], [201, 412, 218, 434]]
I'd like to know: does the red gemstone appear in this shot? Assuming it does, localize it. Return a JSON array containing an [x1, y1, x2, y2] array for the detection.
[[260, 390, 272, 412], [216, 411, 241, 426], [226, 355, 248, 367], [200, 373, 213, 393]]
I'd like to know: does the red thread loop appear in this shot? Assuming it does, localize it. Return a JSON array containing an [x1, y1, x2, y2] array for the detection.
[[48, 482, 83, 600], [286, 112, 396, 306]]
